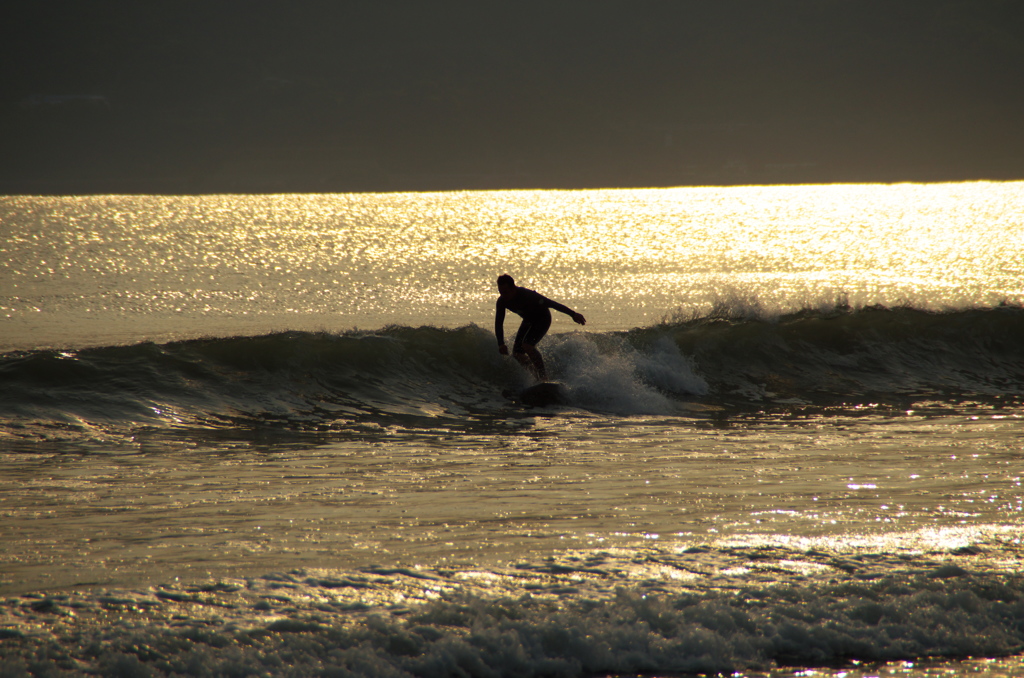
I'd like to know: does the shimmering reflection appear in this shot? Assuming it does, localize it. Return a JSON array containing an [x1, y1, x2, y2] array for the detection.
[[2, 182, 1023, 349], [3, 186, 1024, 677], [1, 412, 1020, 592]]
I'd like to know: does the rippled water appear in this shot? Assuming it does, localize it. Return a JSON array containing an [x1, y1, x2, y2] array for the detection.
[[1, 183, 1023, 676], [3, 414, 1022, 594], [3, 182, 1022, 350]]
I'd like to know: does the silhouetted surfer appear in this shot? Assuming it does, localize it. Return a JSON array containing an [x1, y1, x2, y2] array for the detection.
[[494, 274, 586, 381]]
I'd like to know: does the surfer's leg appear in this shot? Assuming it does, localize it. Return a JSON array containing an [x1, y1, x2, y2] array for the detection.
[[517, 312, 551, 381], [513, 320, 544, 380]]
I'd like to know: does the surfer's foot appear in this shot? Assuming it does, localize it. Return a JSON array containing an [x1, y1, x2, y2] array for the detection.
[[524, 362, 545, 382], [514, 349, 545, 381], [523, 346, 547, 382]]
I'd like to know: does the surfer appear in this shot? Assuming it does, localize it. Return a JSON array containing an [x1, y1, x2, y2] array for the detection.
[[494, 274, 586, 381]]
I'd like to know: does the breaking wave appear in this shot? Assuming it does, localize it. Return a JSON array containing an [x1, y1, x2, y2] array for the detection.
[[2, 304, 1023, 443]]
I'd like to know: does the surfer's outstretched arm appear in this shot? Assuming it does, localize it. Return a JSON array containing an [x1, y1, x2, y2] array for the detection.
[[547, 300, 586, 326]]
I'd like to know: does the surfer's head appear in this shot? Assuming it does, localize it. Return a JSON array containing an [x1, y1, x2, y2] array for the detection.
[[496, 274, 516, 298]]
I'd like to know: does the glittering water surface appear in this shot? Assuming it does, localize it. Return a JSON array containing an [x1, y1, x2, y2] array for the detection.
[[1, 184, 1023, 676], [1, 414, 1021, 593], [2, 182, 1022, 349]]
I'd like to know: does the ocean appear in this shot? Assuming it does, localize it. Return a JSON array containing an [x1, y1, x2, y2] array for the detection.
[[1, 183, 1023, 677]]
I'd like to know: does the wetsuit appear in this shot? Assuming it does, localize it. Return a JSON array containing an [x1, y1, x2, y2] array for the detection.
[[495, 287, 574, 353]]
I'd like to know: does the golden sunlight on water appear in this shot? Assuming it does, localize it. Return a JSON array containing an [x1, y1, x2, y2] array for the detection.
[[3, 186, 1024, 678], [1, 182, 1022, 349]]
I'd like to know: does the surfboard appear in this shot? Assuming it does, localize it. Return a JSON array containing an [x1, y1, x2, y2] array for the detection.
[[518, 382, 565, 407]]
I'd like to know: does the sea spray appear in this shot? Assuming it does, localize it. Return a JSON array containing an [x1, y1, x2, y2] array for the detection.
[[548, 332, 708, 415]]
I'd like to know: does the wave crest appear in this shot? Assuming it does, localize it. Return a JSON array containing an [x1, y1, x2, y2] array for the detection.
[[2, 304, 1023, 442]]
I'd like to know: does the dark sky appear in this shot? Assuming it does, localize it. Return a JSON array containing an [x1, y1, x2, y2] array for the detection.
[[4, 1, 1024, 193]]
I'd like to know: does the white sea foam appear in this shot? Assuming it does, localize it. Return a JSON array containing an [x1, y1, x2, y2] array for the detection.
[[3, 548, 1023, 677], [546, 332, 708, 415]]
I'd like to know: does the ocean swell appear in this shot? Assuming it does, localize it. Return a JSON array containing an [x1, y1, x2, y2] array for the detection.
[[2, 304, 1023, 443], [662, 303, 1024, 411]]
